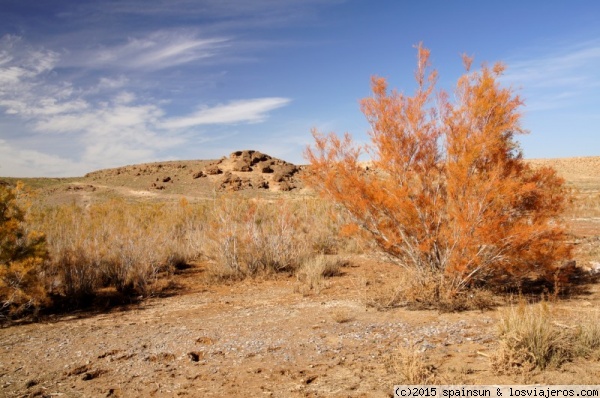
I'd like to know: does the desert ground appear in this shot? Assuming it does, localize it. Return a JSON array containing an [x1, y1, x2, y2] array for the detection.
[[1, 152, 599, 397]]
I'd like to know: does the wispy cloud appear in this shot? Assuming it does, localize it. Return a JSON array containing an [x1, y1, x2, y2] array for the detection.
[[502, 40, 600, 111], [66, 30, 230, 71], [0, 34, 291, 176], [162, 98, 291, 129]]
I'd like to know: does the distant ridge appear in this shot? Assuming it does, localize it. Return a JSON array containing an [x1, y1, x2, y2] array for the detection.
[[2, 154, 598, 206], [526, 156, 600, 182], [85, 149, 305, 193]]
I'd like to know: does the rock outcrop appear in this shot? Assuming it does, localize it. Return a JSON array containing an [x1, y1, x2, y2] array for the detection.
[[80, 150, 304, 194], [193, 150, 303, 192]]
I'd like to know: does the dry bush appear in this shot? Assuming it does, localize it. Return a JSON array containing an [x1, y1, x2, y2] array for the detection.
[[387, 343, 438, 384], [163, 198, 208, 270], [300, 200, 362, 255], [295, 254, 346, 294], [304, 44, 572, 297], [0, 257, 48, 317], [329, 306, 355, 323], [492, 301, 575, 373], [364, 268, 497, 312], [204, 196, 345, 280], [573, 321, 600, 359], [33, 199, 206, 300], [205, 196, 293, 277], [16, 190, 351, 308], [0, 183, 48, 317], [24, 192, 347, 305], [38, 204, 103, 300], [364, 280, 404, 311], [567, 192, 600, 218]]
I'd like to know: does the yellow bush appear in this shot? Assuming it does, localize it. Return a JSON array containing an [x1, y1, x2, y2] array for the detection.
[[0, 183, 47, 316]]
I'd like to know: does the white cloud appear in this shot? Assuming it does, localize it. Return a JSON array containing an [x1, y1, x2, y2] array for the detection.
[[35, 98, 89, 116], [504, 43, 600, 87], [0, 139, 85, 177], [69, 0, 345, 28], [97, 76, 129, 90], [502, 40, 600, 111], [0, 36, 58, 81], [0, 34, 291, 176], [162, 98, 291, 129], [67, 31, 230, 71]]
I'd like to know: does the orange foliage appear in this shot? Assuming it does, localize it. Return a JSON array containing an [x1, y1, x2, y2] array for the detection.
[[304, 44, 571, 290], [0, 183, 48, 315]]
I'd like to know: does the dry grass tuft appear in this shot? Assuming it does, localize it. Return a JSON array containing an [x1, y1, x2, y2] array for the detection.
[[567, 192, 600, 218], [294, 255, 346, 295], [573, 321, 600, 359], [364, 268, 498, 312], [329, 307, 355, 323], [364, 282, 404, 310], [205, 197, 310, 277], [492, 300, 600, 373], [203, 196, 354, 281], [387, 343, 438, 384]]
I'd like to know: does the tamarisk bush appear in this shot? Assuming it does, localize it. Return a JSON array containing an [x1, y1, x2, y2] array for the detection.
[[0, 183, 47, 316], [304, 44, 571, 294]]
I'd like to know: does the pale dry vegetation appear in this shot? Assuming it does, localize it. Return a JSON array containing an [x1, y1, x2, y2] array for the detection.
[[569, 193, 600, 217], [386, 342, 439, 384], [368, 272, 500, 312], [34, 198, 206, 301], [203, 197, 335, 279], [492, 300, 600, 373], [203, 196, 357, 287], [1, 186, 357, 316], [294, 254, 347, 295]]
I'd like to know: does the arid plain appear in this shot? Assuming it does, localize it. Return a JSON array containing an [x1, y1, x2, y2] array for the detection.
[[1, 153, 599, 397]]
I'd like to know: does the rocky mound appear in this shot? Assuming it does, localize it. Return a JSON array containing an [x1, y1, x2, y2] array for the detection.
[[193, 150, 304, 192], [82, 150, 304, 194]]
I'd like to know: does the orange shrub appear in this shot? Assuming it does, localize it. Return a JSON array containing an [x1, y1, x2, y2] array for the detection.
[[304, 44, 571, 293], [0, 183, 48, 316]]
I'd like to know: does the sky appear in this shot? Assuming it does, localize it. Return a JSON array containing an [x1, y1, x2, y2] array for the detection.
[[0, 0, 599, 177]]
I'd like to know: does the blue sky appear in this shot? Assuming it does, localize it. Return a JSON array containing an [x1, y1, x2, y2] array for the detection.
[[0, 0, 599, 177]]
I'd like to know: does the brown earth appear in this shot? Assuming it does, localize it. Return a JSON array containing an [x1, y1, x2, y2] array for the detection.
[[1, 258, 599, 397], [1, 154, 600, 397], [528, 156, 600, 192], [528, 157, 600, 241], [2, 150, 307, 207]]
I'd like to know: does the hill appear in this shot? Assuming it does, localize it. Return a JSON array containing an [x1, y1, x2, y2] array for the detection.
[[528, 156, 600, 192], [2, 150, 308, 205], [4, 153, 600, 205]]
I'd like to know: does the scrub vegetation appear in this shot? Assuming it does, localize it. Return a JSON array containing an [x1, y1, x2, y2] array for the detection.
[[305, 44, 572, 301], [1, 47, 599, 396]]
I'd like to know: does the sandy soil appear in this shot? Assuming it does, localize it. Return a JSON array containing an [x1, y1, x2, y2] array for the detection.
[[1, 155, 599, 397], [1, 256, 600, 398]]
